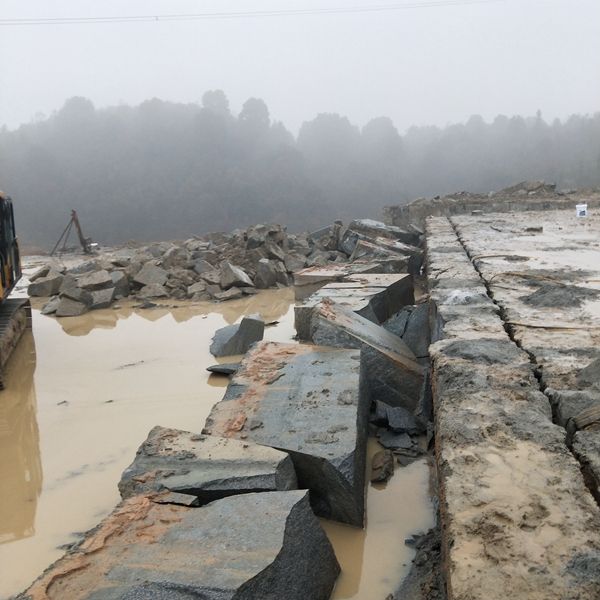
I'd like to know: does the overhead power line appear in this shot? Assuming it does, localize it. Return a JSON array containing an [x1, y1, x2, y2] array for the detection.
[[0, 0, 504, 27]]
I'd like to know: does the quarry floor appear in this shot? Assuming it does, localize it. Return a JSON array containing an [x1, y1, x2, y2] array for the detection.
[[0, 278, 433, 599]]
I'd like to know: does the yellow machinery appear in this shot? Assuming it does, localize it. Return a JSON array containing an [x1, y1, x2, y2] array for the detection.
[[0, 191, 32, 389]]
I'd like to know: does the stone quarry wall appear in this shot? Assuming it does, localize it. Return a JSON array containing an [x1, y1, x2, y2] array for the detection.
[[426, 214, 600, 599], [385, 182, 600, 229]]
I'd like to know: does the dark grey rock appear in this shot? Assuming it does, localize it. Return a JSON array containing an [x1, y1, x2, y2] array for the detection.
[[133, 263, 168, 287], [207, 363, 241, 375], [55, 296, 88, 317], [28, 272, 64, 297], [295, 273, 414, 340], [119, 426, 297, 501], [137, 283, 168, 299], [78, 269, 113, 291], [204, 341, 369, 526], [220, 262, 254, 289], [186, 281, 207, 297], [378, 430, 415, 451], [22, 491, 340, 600], [372, 400, 425, 435], [284, 253, 307, 273], [66, 260, 101, 275], [28, 265, 51, 282], [309, 300, 425, 411], [161, 246, 190, 269], [210, 314, 264, 356], [192, 259, 214, 275], [110, 271, 130, 298], [60, 285, 93, 306], [91, 287, 116, 309], [41, 296, 61, 315], [348, 218, 420, 246], [255, 258, 278, 288]]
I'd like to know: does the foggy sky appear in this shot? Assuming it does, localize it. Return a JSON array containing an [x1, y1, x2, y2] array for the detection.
[[1, 0, 599, 133]]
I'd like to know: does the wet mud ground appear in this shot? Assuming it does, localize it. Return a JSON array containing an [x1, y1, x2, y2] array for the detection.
[[0, 284, 433, 599]]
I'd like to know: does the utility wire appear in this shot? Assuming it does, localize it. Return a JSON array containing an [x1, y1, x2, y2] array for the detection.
[[0, 0, 504, 26]]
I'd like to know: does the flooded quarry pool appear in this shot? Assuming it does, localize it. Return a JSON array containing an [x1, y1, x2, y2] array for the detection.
[[0, 287, 434, 599]]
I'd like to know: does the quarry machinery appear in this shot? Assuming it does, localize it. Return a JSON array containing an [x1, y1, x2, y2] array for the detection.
[[0, 191, 32, 390]]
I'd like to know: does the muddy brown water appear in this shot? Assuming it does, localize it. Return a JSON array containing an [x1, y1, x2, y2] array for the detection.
[[0, 287, 433, 598]]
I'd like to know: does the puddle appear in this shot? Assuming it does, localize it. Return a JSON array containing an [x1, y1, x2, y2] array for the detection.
[[0, 286, 434, 599], [323, 440, 434, 599]]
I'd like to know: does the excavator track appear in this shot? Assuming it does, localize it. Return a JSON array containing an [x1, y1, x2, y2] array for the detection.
[[0, 298, 32, 390]]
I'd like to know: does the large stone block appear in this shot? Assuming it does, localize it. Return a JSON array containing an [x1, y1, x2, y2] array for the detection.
[[20, 491, 340, 600], [308, 299, 425, 411], [203, 341, 369, 526], [119, 426, 297, 501], [27, 272, 64, 297], [133, 263, 168, 287], [210, 314, 265, 357], [295, 273, 414, 340]]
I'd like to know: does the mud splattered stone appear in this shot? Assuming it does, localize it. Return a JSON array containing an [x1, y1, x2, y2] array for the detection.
[[19, 491, 340, 600], [118, 426, 297, 502], [204, 341, 369, 526]]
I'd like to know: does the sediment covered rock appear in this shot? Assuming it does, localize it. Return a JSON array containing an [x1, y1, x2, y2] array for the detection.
[[203, 341, 369, 526], [119, 426, 297, 501], [20, 491, 340, 600]]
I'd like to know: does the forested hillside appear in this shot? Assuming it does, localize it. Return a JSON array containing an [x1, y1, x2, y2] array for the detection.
[[1, 91, 599, 246]]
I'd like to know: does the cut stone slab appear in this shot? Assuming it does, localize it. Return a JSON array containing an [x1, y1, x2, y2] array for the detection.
[[55, 296, 88, 317], [207, 362, 241, 375], [27, 272, 64, 297], [308, 299, 424, 411], [28, 265, 51, 282], [133, 263, 168, 287], [78, 269, 113, 291], [21, 490, 340, 600], [295, 273, 414, 340], [293, 262, 382, 290], [210, 314, 265, 357], [119, 426, 297, 501], [220, 261, 254, 289], [348, 218, 420, 246], [204, 341, 369, 526]]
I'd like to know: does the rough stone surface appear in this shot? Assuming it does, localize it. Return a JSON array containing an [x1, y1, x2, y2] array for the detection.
[[220, 262, 254, 289], [371, 400, 425, 435], [90, 287, 116, 309], [27, 272, 64, 297], [426, 214, 600, 600], [254, 258, 278, 289], [137, 283, 168, 299], [119, 426, 297, 501], [207, 363, 241, 375], [78, 269, 113, 291], [133, 263, 168, 287], [204, 341, 369, 526], [110, 271, 130, 298], [55, 296, 88, 317], [371, 449, 394, 483], [295, 273, 414, 340], [309, 299, 424, 411], [41, 296, 61, 315], [210, 314, 265, 357], [20, 491, 340, 600]]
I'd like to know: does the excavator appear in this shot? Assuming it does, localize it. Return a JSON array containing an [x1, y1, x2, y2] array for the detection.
[[0, 191, 32, 389]]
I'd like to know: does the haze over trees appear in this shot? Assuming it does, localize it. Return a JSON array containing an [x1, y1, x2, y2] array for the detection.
[[1, 92, 599, 247]]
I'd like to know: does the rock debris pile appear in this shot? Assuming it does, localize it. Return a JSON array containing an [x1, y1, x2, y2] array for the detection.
[[28, 219, 423, 317]]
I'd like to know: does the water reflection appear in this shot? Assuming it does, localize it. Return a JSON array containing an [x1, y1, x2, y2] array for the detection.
[[0, 332, 41, 545], [55, 290, 295, 336]]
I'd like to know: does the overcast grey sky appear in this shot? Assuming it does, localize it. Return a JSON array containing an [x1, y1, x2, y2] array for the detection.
[[1, 0, 599, 133]]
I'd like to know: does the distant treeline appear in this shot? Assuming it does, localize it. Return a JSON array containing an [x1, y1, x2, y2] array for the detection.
[[1, 92, 599, 246]]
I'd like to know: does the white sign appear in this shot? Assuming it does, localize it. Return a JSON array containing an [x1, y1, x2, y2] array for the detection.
[[576, 203, 588, 217]]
